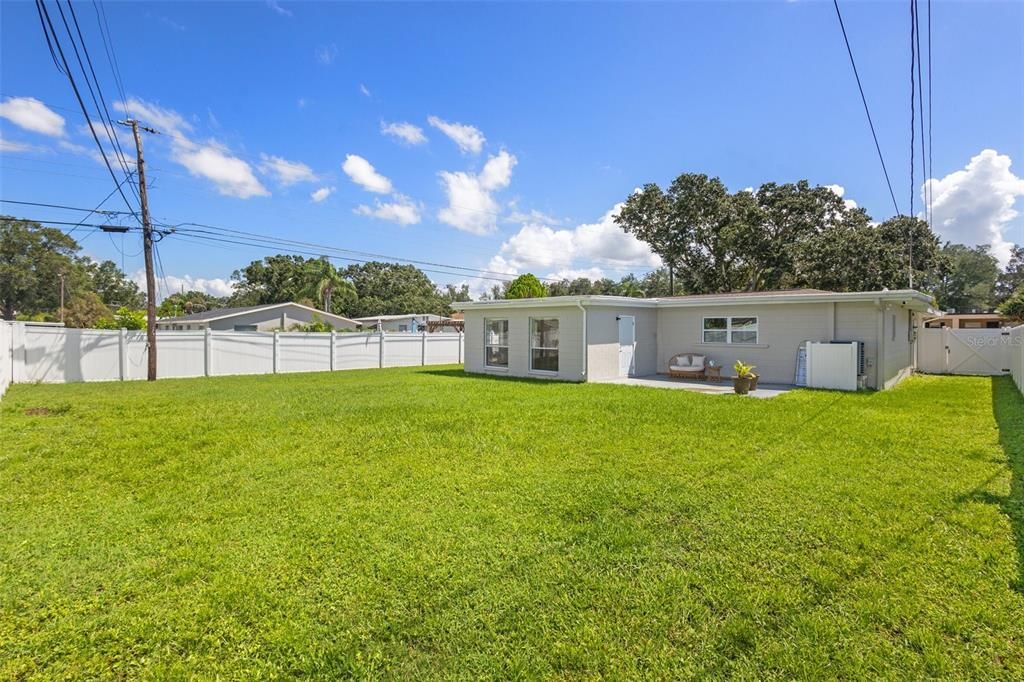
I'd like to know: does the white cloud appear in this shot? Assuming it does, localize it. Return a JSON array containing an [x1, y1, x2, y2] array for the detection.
[[342, 154, 393, 194], [310, 186, 335, 203], [927, 149, 1024, 266], [427, 116, 485, 154], [113, 97, 192, 137], [297, 98, 307, 109], [316, 44, 338, 65], [380, 121, 427, 145], [490, 201, 660, 275], [134, 270, 234, 302], [259, 153, 317, 185], [504, 207, 563, 226], [0, 135, 45, 153], [354, 195, 421, 226], [437, 150, 516, 234], [547, 267, 608, 282], [360, 84, 371, 97], [159, 16, 185, 32], [58, 140, 103, 164], [266, 0, 292, 17], [173, 143, 269, 198], [0, 96, 65, 137], [113, 97, 267, 199], [825, 184, 858, 210]]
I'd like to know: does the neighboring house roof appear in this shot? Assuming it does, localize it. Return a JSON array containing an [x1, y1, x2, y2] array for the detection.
[[157, 302, 360, 327], [351, 314, 448, 323], [924, 313, 1004, 320], [452, 289, 935, 312]]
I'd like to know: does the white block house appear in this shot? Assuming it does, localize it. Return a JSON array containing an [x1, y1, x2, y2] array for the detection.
[[453, 289, 935, 390]]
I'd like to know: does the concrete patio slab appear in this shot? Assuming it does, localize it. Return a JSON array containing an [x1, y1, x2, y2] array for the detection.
[[595, 374, 794, 398]]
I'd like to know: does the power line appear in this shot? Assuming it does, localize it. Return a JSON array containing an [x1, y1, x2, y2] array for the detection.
[[60, 0, 140, 206], [166, 220, 566, 283], [927, 0, 934, 227], [913, 0, 921, 216], [33, 0, 140, 221], [92, 0, 130, 117], [913, 0, 927, 221], [831, 0, 901, 216], [0, 198, 130, 214]]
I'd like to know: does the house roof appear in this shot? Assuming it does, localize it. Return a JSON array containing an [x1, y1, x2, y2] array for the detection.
[[157, 302, 360, 326], [452, 289, 936, 312], [351, 314, 448, 322]]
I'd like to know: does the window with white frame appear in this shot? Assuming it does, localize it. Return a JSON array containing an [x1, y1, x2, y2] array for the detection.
[[530, 318, 559, 372], [703, 316, 758, 344], [484, 319, 509, 368]]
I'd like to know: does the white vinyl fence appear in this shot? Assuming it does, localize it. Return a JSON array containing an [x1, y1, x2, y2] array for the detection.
[[0, 321, 11, 397], [1011, 325, 1023, 395], [1, 321, 463, 388]]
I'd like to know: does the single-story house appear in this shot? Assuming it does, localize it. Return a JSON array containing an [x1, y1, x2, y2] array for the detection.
[[453, 288, 935, 390], [156, 302, 360, 332], [921, 313, 1010, 329], [351, 314, 449, 332]]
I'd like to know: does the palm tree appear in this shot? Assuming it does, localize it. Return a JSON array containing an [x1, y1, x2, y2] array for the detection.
[[316, 269, 355, 314]]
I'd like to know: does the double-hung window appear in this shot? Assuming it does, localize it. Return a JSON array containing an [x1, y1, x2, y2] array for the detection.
[[703, 316, 758, 344], [484, 319, 509, 368], [530, 318, 559, 372]]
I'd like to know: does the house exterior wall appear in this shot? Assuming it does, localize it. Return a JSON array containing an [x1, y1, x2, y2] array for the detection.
[[463, 305, 584, 381], [585, 306, 658, 380], [656, 302, 835, 385], [880, 304, 916, 389]]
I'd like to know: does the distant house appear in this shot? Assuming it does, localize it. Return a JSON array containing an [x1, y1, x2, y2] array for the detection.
[[156, 302, 360, 331], [921, 313, 1010, 329], [351, 314, 449, 332]]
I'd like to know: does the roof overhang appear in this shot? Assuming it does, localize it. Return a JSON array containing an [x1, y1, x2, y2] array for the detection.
[[452, 290, 935, 312], [159, 302, 361, 327]]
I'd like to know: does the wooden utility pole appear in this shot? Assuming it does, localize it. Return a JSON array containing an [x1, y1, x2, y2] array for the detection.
[[121, 119, 158, 380]]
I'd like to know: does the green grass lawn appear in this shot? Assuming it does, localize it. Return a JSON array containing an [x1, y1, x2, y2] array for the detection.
[[1, 368, 1022, 679]]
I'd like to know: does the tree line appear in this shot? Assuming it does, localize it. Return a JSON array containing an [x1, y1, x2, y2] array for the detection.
[[1, 215, 471, 326], [494, 174, 1024, 319]]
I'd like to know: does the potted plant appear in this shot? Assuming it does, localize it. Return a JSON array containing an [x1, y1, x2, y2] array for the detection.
[[733, 360, 757, 395]]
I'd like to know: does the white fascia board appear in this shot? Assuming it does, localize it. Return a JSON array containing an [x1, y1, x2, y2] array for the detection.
[[452, 296, 658, 311]]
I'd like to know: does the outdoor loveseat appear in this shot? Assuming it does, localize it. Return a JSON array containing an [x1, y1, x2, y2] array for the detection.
[[668, 353, 707, 379]]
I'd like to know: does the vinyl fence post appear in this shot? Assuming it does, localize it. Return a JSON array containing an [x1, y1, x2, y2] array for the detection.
[[204, 328, 212, 377], [119, 328, 127, 381], [458, 331, 463, 364], [943, 326, 950, 374], [378, 330, 385, 368], [421, 331, 427, 366], [329, 331, 336, 371], [273, 330, 280, 374]]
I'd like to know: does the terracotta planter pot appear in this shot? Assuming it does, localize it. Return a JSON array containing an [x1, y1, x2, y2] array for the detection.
[[750, 374, 759, 391], [733, 375, 752, 395]]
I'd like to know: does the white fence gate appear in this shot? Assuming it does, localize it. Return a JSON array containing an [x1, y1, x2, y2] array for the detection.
[[1, 321, 463, 389], [917, 327, 1015, 376]]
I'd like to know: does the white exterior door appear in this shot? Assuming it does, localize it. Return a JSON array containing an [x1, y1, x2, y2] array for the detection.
[[618, 315, 636, 377]]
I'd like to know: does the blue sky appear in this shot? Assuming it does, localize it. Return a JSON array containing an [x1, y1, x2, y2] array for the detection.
[[2, 0, 1022, 298]]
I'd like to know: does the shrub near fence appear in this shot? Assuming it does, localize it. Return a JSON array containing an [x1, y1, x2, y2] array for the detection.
[[1, 322, 463, 386]]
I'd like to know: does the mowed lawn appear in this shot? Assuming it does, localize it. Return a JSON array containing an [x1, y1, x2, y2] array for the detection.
[[1, 368, 1022, 679]]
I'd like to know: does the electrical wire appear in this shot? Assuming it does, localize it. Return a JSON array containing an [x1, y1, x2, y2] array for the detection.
[[832, 0, 902, 216], [60, 0, 140, 205], [913, 0, 921, 216], [913, 0, 927, 221], [926, 0, 934, 226], [33, 0, 140, 221], [0, 198, 130, 214]]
